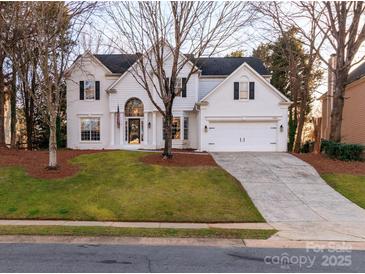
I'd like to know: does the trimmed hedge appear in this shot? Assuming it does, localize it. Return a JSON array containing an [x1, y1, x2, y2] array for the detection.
[[321, 140, 364, 161]]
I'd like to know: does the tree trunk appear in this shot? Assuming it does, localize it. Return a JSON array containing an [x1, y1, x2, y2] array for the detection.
[[162, 107, 173, 159], [293, 76, 310, 153], [288, 106, 296, 151], [0, 54, 5, 147], [293, 99, 307, 153], [287, 49, 299, 152], [48, 113, 58, 168], [10, 64, 17, 148], [329, 74, 347, 142], [24, 94, 34, 150], [313, 117, 321, 154], [23, 74, 35, 150]]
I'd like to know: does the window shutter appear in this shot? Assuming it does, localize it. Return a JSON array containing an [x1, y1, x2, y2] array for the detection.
[[249, 82, 255, 100], [182, 78, 187, 97], [79, 81, 84, 100], [95, 81, 100, 100], [234, 82, 239, 100]]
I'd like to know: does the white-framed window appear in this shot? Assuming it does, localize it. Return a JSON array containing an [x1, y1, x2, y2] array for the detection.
[[172, 118, 181, 139], [85, 80, 95, 100], [81, 117, 100, 141], [175, 77, 182, 96], [239, 81, 249, 100], [184, 117, 189, 140], [163, 117, 181, 139]]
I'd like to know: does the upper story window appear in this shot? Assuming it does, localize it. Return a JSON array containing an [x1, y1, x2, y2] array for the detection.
[[85, 81, 95, 100], [234, 80, 255, 100], [168, 77, 187, 97], [239, 81, 249, 100], [80, 81, 100, 101], [175, 77, 183, 95]]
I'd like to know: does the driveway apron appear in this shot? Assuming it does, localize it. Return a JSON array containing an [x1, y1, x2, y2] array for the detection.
[[212, 152, 365, 241]]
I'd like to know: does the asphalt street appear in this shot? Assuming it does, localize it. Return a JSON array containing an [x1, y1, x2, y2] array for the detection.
[[0, 243, 364, 272]]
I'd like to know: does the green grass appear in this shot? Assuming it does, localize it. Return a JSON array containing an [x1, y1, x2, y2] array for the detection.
[[322, 173, 365, 209], [0, 151, 263, 222], [0, 225, 275, 239]]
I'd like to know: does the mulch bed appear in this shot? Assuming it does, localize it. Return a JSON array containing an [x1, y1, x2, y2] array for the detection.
[[140, 152, 217, 167], [141, 148, 206, 154], [0, 148, 100, 179], [294, 153, 365, 175]]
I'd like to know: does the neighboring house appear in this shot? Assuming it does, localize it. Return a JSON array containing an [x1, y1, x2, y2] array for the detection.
[[66, 49, 291, 152], [321, 55, 365, 145]]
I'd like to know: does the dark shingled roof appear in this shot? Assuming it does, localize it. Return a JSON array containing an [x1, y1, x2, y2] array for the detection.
[[94, 54, 139, 74], [195, 57, 270, 76], [93, 54, 270, 76], [348, 62, 365, 84]]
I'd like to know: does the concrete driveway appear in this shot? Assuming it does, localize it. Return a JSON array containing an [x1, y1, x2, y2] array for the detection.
[[212, 152, 365, 241]]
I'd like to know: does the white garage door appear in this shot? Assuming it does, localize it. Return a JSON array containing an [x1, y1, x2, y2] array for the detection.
[[207, 121, 278, 152]]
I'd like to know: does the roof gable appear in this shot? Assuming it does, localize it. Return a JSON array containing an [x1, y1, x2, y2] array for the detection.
[[200, 62, 290, 103], [348, 62, 365, 84], [65, 51, 114, 76]]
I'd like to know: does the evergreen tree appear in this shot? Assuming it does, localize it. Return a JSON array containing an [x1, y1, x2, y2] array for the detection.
[[253, 28, 322, 152]]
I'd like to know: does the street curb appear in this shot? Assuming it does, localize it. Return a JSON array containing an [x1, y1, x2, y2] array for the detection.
[[0, 220, 273, 230], [0, 235, 245, 248], [0, 236, 365, 250], [244, 239, 365, 251]]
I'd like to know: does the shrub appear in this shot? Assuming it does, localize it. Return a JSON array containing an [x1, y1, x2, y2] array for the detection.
[[300, 141, 314, 153], [320, 139, 330, 152], [321, 139, 364, 161]]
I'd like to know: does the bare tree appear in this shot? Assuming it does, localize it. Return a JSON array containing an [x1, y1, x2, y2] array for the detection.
[[0, 49, 5, 147], [0, 2, 35, 149], [79, 23, 115, 54], [0, 2, 8, 147], [252, 2, 323, 152], [1, 2, 95, 167], [30, 2, 95, 167], [104, 1, 255, 158], [301, 2, 365, 142]]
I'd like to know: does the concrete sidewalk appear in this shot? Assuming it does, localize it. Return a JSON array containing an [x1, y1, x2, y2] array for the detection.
[[0, 235, 364, 250], [0, 220, 273, 230]]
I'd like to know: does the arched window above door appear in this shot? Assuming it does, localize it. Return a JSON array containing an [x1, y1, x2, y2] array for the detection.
[[125, 98, 144, 117]]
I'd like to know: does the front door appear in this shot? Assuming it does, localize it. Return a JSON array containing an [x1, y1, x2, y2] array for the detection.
[[128, 118, 140, 144]]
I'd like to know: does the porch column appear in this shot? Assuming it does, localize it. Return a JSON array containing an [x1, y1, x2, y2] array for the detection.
[[110, 112, 115, 146], [119, 112, 124, 145], [152, 111, 157, 147], [143, 112, 148, 145]]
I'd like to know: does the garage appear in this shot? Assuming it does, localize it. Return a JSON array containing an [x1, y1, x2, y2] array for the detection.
[[206, 121, 278, 152]]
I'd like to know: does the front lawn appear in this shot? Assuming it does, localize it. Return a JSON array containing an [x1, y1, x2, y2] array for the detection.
[[295, 153, 365, 210], [322, 173, 365, 209], [0, 151, 263, 222], [0, 225, 275, 239]]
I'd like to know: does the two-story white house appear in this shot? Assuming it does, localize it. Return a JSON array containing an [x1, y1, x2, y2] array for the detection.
[[66, 50, 291, 152]]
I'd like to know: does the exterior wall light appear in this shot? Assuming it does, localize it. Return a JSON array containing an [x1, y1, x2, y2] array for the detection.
[[280, 125, 283, 132], [204, 125, 208, 132], [148, 122, 151, 128]]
